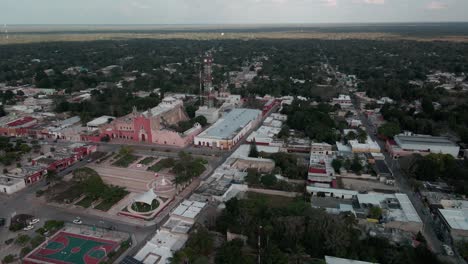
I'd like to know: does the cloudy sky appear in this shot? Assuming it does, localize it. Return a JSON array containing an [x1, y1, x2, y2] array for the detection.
[[1, 0, 467, 24]]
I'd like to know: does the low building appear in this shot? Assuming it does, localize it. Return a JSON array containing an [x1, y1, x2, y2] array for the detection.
[[0, 176, 26, 194], [7, 165, 47, 185], [194, 108, 262, 150], [308, 151, 335, 188], [307, 187, 422, 233], [332, 94, 352, 108], [195, 106, 220, 124], [349, 137, 381, 153], [387, 133, 460, 158], [436, 200, 468, 241], [437, 208, 468, 241], [86, 115, 115, 131], [134, 200, 206, 264], [247, 125, 281, 146], [311, 142, 333, 155]]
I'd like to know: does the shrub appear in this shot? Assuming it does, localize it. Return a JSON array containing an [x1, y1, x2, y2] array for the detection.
[[9, 222, 25, 232], [15, 234, 31, 246], [20, 247, 32, 257], [3, 255, 14, 263]]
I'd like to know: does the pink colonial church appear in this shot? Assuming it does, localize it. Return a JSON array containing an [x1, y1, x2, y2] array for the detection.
[[85, 97, 202, 147]]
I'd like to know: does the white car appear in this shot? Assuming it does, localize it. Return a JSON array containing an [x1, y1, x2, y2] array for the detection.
[[23, 225, 34, 231], [30, 218, 40, 225], [73, 217, 82, 225], [443, 244, 454, 256]]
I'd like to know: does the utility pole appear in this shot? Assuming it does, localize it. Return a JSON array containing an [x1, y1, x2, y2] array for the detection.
[[258, 225, 262, 264]]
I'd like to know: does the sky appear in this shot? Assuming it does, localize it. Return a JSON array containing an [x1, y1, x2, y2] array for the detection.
[[1, 0, 467, 24]]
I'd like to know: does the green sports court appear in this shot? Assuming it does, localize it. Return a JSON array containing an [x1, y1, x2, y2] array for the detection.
[[24, 231, 119, 264]]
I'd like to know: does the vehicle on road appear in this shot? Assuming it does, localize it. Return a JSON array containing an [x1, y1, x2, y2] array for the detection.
[[0, 218, 5, 227], [23, 225, 34, 231], [73, 217, 82, 225], [5, 238, 14, 245], [30, 218, 40, 225], [443, 244, 454, 256], [87, 158, 93, 162]]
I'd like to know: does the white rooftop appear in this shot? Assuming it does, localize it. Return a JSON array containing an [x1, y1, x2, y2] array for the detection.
[[439, 208, 468, 231], [231, 144, 280, 159], [134, 189, 158, 205], [134, 230, 187, 264], [357, 193, 422, 223], [349, 137, 381, 153], [198, 108, 261, 139], [171, 200, 206, 220], [87, 115, 115, 127], [143, 97, 182, 117]]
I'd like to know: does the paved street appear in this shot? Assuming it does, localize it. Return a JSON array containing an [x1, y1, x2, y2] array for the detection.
[[354, 98, 444, 255]]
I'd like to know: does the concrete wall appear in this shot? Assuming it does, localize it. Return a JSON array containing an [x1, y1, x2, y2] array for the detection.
[[230, 158, 275, 173], [0, 178, 26, 194]]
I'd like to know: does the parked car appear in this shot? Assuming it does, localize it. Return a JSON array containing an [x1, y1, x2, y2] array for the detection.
[[4, 238, 14, 245], [23, 225, 34, 231], [443, 244, 454, 256], [0, 218, 5, 227], [30, 218, 40, 225], [73, 217, 82, 225]]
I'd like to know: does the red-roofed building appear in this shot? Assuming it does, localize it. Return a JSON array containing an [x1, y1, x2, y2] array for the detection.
[[6, 117, 36, 128], [308, 151, 335, 188]]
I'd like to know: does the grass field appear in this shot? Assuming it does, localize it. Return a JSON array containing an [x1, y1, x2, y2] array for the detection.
[[112, 155, 140, 168], [246, 191, 295, 208], [76, 196, 96, 208], [147, 158, 175, 172], [25, 231, 119, 264], [139, 157, 156, 165]]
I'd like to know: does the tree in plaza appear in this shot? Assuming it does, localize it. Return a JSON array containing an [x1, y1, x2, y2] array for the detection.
[[331, 159, 342, 174], [377, 122, 401, 138], [119, 146, 133, 157], [248, 139, 259, 158], [46, 169, 59, 183]]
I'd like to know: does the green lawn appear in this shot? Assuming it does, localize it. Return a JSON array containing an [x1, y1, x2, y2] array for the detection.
[[76, 196, 95, 208], [139, 157, 156, 165], [147, 158, 175, 172], [94, 190, 129, 212], [52, 184, 84, 204], [112, 155, 140, 167], [246, 192, 295, 208]]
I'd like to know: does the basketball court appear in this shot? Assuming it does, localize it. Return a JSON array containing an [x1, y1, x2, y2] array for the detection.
[[24, 231, 119, 264]]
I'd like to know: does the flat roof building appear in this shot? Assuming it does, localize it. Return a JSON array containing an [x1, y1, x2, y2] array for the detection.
[[307, 187, 422, 233], [86, 115, 115, 130], [194, 108, 262, 150], [390, 133, 460, 158], [0, 176, 26, 194], [349, 137, 381, 153]]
